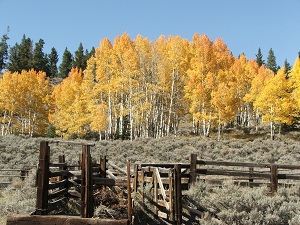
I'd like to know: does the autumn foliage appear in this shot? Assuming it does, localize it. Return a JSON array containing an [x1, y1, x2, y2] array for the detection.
[[0, 69, 50, 136], [1, 33, 300, 139]]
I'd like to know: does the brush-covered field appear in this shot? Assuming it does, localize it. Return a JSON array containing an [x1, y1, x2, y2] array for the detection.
[[1, 131, 300, 224]]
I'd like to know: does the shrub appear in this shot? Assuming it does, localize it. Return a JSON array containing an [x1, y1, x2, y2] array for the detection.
[[187, 181, 300, 224], [0, 169, 36, 225]]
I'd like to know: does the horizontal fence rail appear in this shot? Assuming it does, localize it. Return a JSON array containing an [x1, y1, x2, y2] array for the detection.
[[0, 168, 31, 188]]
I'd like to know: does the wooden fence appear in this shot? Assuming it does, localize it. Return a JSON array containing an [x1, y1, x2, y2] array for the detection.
[[132, 154, 300, 224], [132, 164, 186, 224], [6, 143, 300, 225], [32, 140, 130, 225], [189, 153, 300, 193], [0, 168, 30, 188]]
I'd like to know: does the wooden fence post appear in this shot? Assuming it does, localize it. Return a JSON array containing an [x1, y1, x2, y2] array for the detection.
[[190, 154, 197, 185], [100, 155, 106, 178], [20, 169, 27, 181], [81, 145, 93, 218], [153, 168, 158, 215], [58, 155, 66, 181], [169, 169, 174, 222], [133, 164, 138, 193], [174, 164, 182, 225], [127, 160, 132, 223], [249, 167, 254, 188], [270, 164, 278, 194], [141, 167, 145, 204], [36, 141, 50, 215]]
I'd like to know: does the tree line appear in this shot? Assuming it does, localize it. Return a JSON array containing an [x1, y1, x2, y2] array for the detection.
[[0, 32, 300, 140], [0, 31, 95, 78]]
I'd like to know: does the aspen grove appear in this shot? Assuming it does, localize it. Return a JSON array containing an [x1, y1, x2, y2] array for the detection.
[[0, 33, 299, 139]]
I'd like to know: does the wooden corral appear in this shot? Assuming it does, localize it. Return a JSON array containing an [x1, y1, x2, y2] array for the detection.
[[5, 140, 131, 225], [5, 142, 300, 225]]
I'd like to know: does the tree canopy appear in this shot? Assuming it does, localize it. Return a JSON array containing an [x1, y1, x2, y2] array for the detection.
[[1, 32, 300, 139]]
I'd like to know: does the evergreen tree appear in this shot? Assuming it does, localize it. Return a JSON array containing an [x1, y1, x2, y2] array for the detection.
[[7, 34, 33, 72], [283, 59, 292, 76], [255, 48, 264, 67], [73, 42, 86, 70], [32, 39, 50, 75], [85, 47, 95, 61], [266, 48, 278, 73], [59, 48, 73, 78], [0, 30, 9, 72], [48, 47, 59, 78]]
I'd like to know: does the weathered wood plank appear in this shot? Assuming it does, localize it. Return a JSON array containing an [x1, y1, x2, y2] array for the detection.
[[36, 141, 50, 215], [48, 188, 68, 200], [7, 215, 129, 225], [48, 179, 68, 190], [154, 168, 169, 210], [93, 177, 116, 186], [49, 170, 68, 178], [196, 160, 271, 168], [196, 168, 271, 178], [140, 163, 190, 169], [108, 161, 128, 175]]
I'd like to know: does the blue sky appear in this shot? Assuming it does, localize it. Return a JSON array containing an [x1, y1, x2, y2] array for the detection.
[[0, 0, 299, 67]]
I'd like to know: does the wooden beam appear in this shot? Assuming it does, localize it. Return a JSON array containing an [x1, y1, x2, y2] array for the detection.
[[7, 215, 130, 225], [127, 161, 132, 223], [93, 178, 116, 186], [174, 164, 182, 225], [81, 145, 94, 218], [36, 141, 50, 215], [270, 164, 278, 193], [100, 156, 107, 178], [153, 168, 169, 210], [190, 154, 197, 185]]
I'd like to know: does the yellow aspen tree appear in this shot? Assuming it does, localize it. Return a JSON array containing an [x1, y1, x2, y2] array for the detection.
[[152, 35, 169, 137], [164, 36, 190, 136], [84, 56, 110, 140], [230, 55, 259, 127], [49, 68, 84, 138], [19, 70, 51, 136], [0, 70, 50, 136], [209, 39, 235, 140], [92, 38, 118, 139], [242, 58, 259, 127], [185, 34, 215, 137], [211, 69, 239, 140], [113, 33, 139, 140], [291, 57, 300, 110], [185, 34, 233, 137], [244, 65, 274, 131], [254, 68, 295, 139], [0, 71, 19, 135], [133, 34, 153, 138]]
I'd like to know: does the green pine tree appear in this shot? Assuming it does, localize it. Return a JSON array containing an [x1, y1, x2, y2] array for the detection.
[[48, 47, 59, 78], [255, 48, 264, 67], [59, 48, 73, 78], [7, 34, 33, 72], [0, 29, 9, 72], [73, 42, 86, 70], [266, 48, 278, 73], [283, 59, 292, 76], [32, 39, 50, 75]]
